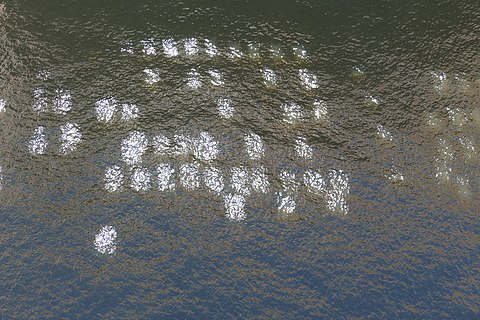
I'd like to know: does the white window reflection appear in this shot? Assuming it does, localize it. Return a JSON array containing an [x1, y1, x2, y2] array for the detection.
[[29, 126, 47, 155], [224, 193, 246, 221], [192, 132, 219, 162], [183, 38, 198, 55], [104, 165, 124, 192], [33, 88, 48, 113], [231, 167, 251, 196], [283, 103, 303, 124], [187, 68, 202, 89], [208, 70, 224, 86], [204, 167, 224, 195], [121, 103, 139, 121], [94, 225, 117, 254], [298, 69, 318, 89], [325, 170, 350, 214], [141, 38, 157, 55], [204, 39, 218, 57], [52, 89, 72, 115], [131, 167, 151, 191], [60, 122, 82, 154], [162, 38, 179, 57], [95, 98, 117, 122], [217, 98, 234, 119], [244, 132, 264, 160], [180, 163, 200, 190], [251, 166, 269, 194], [157, 163, 175, 191], [121, 131, 148, 166]]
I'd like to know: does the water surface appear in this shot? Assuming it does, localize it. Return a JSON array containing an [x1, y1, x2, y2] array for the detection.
[[0, 0, 479, 318]]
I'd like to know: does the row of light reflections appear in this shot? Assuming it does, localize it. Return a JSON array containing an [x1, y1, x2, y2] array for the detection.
[[105, 130, 350, 216], [122, 37, 309, 60], [121, 37, 318, 89], [143, 66, 319, 89], [0, 66, 477, 254]]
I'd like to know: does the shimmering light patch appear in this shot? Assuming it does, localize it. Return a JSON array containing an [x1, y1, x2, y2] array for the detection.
[[303, 170, 325, 195], [187, 68, 201, 89], [144, 68, 160, 85], [280, 171, 298, 193], [217, 98, 234, 119], [292, 45, 307, 59], [192, 132, 219, 161], [231, 167, 251, 196], [104, 165, 124, 192], [295, 138, 313, 159], [204, 39, 218, 57], [0, 99, 5, 112], [120, 41, 134, 54], [131, 167, 151, 191], [313, 100, 328, 120], [262, 68, 277, 86], [208, 70, 224, 86], [351, 66, 365, 79], [52, 89, 72, 114], [455, 175, 471, 198], [364, 94, 381, 107], [121, 131, 148, 165], [204, 167, 224, 195], [162, 38, 178, 57], [247, 42, 261, 58], [28, 126, 47, 155], [431, 71, 448, 91], [325, 170, 350, 214], [447, 107, 468, 127], [172, 134, 192, 156], [283, 103, 303, 124], [141, 38, 157, 55], [36, 70, 51, 81], [227, 44, 243, 59], [33, 88, 48, 112], [244, 132, 264, 160], [377, 124, 393, 141], [387, 167, 404, 182], [121, 103, 139, 121], [180, 163, 200, 190], [277, 193, 296, 214], [95, 98, 117, 122], [251, 166, 269, 194], [224, 193, 246, 221], [459, 136, 476, 158], [426, 113, 442, 128], [435, 138, 454, 181], [157, 163, 175, 191], [453, 74, 471, 93], [94, 225, 117, 255], [268, 44, 284, 59], [153, 135, 171, 154], [298, 69, 318, 89], [60, 123, 82, 154], [183, 38, 198, 55]]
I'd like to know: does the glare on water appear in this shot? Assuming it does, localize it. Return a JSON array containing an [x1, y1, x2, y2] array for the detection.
[[0, 1, 479, 318]]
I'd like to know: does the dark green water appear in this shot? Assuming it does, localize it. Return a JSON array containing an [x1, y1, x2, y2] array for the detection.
[[0, 0, 479, 318]]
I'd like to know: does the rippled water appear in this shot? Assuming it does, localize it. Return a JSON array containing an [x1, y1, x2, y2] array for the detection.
[[0, 0, 479, 318]]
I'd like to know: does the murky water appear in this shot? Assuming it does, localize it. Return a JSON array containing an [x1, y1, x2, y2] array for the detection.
[[0, 0, 479, 318]]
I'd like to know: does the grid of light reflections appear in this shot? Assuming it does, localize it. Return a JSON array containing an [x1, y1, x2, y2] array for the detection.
[[103, 128, 352, 223]]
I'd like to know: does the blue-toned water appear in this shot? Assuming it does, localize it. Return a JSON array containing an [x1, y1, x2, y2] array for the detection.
[[0, 0, 479, 318]]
